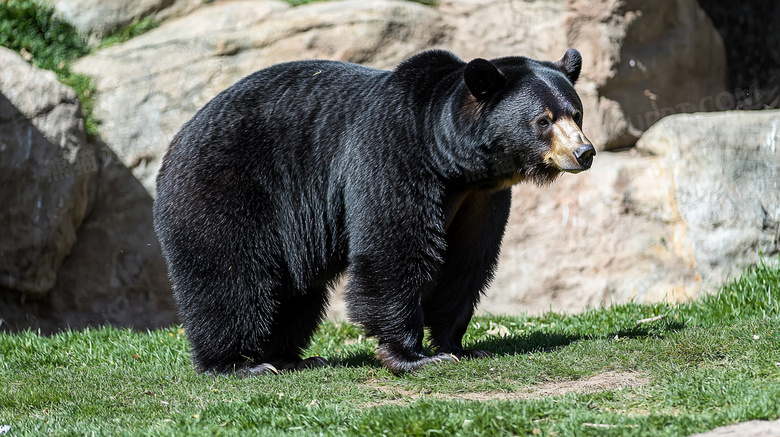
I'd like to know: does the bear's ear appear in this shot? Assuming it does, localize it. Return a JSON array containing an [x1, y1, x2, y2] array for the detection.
[[464, 58, 506, 100], [554, 49, 582, 84]]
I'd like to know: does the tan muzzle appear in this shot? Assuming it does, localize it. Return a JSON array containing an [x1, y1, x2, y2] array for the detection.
[[544, 117, 595, 173]]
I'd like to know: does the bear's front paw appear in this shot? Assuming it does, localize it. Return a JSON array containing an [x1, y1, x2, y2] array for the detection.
[[377, 344, 459, 374], [453, 349, 493, 359]]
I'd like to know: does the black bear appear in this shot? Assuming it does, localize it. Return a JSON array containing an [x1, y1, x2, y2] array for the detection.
[[153, 49, 594, 375]]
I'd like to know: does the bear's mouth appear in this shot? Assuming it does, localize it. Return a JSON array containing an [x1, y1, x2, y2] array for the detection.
[[546, 156, 578, 173], [546, 151, 595, 173]]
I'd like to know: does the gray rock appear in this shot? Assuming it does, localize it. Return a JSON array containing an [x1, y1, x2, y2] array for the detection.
[[636, 110, 780, 287], [0, 48, 94, 296], [1, 144, 176, 333], [73, 0, 445, 195], [688, 420, 780, 437], [0, 48, 175, 332]]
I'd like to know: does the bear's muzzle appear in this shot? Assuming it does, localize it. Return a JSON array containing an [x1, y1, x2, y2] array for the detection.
[[545, 117, 595, 173]]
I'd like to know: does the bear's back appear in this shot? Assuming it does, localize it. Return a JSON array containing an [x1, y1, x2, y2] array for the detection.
[[165, 60, 389, 175]]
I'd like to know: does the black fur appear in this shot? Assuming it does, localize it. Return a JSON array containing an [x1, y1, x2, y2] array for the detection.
[[153, 49, 586, 374]]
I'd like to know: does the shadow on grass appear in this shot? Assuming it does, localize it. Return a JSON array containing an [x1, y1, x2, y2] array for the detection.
[[469, 319, 686, 357], [329, 320, 685, 369], [332, 350, 383, 368], [469, 330, 582, 357]]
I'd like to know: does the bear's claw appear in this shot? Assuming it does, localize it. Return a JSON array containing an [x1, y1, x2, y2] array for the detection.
[[233, 357, 329, 377], [432, 353, 460, 363], [244, 363, 280, 376]]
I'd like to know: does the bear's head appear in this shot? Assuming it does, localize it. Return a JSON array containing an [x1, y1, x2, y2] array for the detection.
[[462, 49, 595, 186]]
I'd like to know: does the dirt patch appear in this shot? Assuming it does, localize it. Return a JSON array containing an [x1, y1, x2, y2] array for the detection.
[[365, 371, 648, 406], [452, 371, 648, 402]]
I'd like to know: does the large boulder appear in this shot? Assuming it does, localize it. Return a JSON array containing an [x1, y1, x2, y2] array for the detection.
[[0, 48, 175, 333], [0, 48, 94, 296], [7, 144, 178, 332], [481, 110, 780, 316], [484, 151, 700, 315], [72, 0, 445, 195], [635, 110, 780, 286], [565, 0, 729, 150]]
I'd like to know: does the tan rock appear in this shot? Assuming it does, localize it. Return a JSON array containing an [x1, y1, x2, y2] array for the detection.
[[486, 150, 699, 316], [566, 0, 729, 150], [482, 110, 780, 316], [50, 0, 204, 38], [438, 0, 568, 62], [636, 110, 780, 287]]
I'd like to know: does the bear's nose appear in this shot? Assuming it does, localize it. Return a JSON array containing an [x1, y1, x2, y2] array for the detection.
[[573, 144, 596, 169]]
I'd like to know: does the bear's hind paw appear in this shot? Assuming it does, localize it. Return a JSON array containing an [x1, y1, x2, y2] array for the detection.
[[281, 356, 329, 370], [243, 363, 281, 376], [236, 357, 329, 376]]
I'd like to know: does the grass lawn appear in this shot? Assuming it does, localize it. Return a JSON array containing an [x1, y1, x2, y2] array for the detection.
[[1, 256, 779, 436]]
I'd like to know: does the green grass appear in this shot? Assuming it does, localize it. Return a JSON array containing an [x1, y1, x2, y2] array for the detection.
[[0, 0, 90, 71], [98, 16, 159, 49], [1, 256, 778, 436]]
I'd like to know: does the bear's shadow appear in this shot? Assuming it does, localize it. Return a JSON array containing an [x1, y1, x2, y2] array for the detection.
[[331, 320, 685, 369], [468, 320, 684, 357]]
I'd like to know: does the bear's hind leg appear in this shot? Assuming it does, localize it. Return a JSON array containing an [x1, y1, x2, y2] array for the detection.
[[179, 272, 328, 375], [176, 272, 279, 375], [253, 285, 331, 373]]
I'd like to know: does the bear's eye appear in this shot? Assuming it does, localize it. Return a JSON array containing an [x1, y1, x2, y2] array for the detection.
[[537, 118, 550, 128], [573, 111, 582, 123]]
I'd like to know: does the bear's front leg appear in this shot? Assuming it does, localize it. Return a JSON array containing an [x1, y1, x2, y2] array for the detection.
[[423, 189, 512, 360], [347, 252, 459, 374], [344, 199, 457, 374]]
